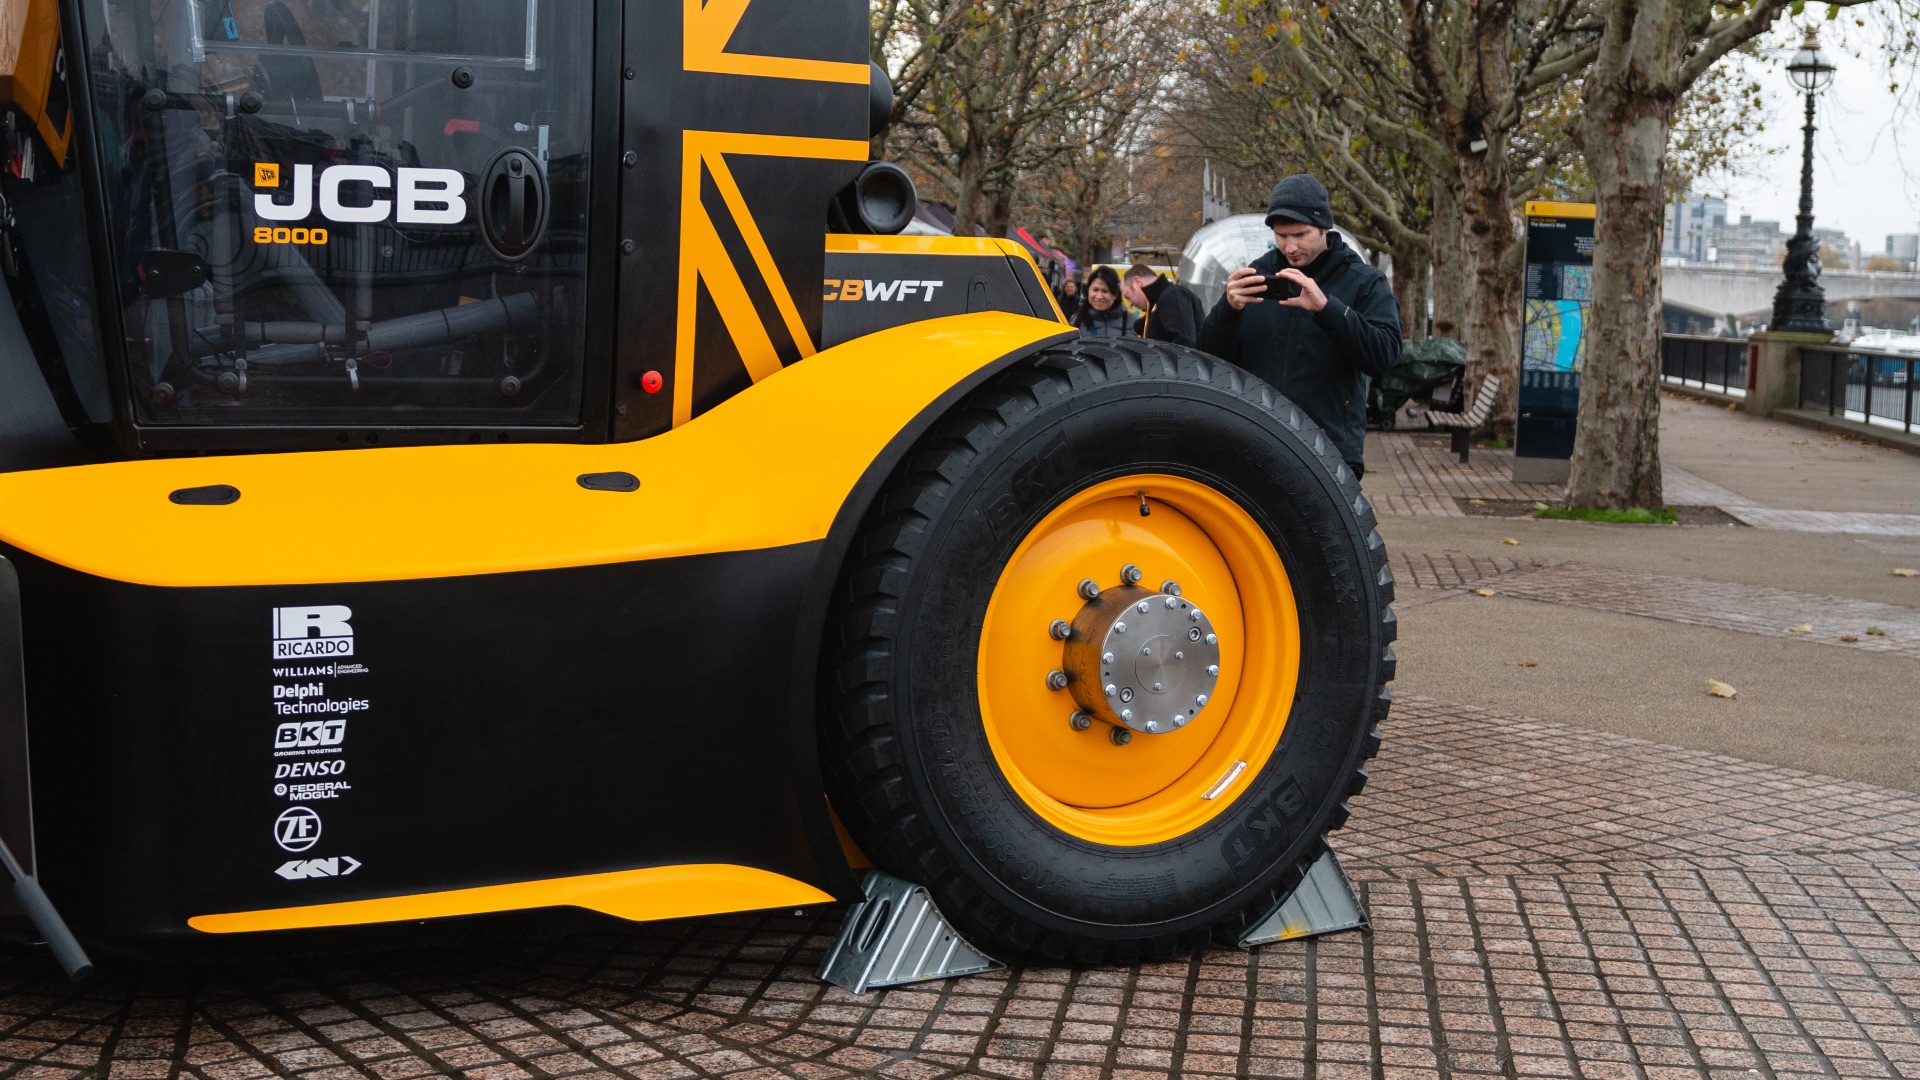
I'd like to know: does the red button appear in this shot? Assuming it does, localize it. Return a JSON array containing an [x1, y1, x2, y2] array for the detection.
[[641, 371, 663, 394]]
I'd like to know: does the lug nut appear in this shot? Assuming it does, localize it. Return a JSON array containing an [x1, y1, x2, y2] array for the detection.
[[1111, 727, 1132, 746], [1121, 564, 1143, 585], [1161, 580, 1182, 595], [1206, 633, 1217, 645], [1136, 600, 1150, 614], [1102, 652, 1115, 664], [1119, 708, 1133, 723], [1049, 619, 1071, 640], [1164, 596, 1179, 609], [1189, 609, 1204, 621], [1207, 664, 1219, 676], [1046, 669, 1069, 691], [1196, 694, 1208, 707], [1069, 711, 1092, 731], [1114, 621, 1127, 633], [1078, 578, 1100, 600], [1105, 683, 1118, 697], [1146, 719, 1159, 732]]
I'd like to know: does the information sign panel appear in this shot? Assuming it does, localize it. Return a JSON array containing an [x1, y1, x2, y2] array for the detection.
[[1516, 201, 1595, 484]]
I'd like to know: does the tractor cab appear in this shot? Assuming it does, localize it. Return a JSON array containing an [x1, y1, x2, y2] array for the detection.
[[41, 0, 596, 447]]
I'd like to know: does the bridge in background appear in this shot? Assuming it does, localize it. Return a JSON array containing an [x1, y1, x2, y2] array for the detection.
[[1663, 264, 1920, 326]]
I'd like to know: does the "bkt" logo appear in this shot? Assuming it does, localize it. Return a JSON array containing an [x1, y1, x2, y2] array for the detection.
[[254, 162, 466, 228]]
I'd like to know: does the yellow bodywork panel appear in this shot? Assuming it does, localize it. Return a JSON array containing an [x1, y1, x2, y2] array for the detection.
[[189, 863, 833, 934], [0, 313, 1070, 587]]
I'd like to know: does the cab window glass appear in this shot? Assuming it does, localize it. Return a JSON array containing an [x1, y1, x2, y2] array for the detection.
[[76, 0, 592, 428]]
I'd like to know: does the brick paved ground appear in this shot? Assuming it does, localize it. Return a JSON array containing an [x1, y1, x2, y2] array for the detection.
[[2, 692, 1918, 1079], [1421, 560, 1920, 658]]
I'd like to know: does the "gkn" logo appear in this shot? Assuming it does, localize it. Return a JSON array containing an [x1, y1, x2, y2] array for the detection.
[[253, 162, 466, 234], [273, 606, 354, 659]]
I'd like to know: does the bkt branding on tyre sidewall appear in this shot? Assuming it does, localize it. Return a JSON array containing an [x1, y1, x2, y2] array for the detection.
[[251, 162, 467, 246]]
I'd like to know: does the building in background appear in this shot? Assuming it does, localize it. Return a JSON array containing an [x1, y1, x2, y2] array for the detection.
[[1662, 191, 1728, 263], [1886, 233, 1919, 270], [1703, 214, 1783, 268]]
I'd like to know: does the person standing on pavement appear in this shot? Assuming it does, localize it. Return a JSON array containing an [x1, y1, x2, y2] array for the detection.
[[1197, 174, 1400, 480], [1075, 266, 1134, 339], [1122, 264, 1205, 348], [1056, 276, 1083, 323]]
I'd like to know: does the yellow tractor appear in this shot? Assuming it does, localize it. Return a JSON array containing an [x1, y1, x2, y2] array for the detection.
[[0, 0, 1392, 984]]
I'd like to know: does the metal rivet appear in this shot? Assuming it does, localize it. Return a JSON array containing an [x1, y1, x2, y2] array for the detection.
[[1136, 600, 1150, 614], [1046, 670, 1069, 691], [1146, 719, 1158, 732], [1119, 688, 1133, 702], [1206, 633, 1217, 645], [1069, 711, 1092, 731], [1102, 652, 1114, 665], [1196, 694, 1209, 706], [1161, 580, 1182, 595], [1175, 650, 1185, 660], [1111, 727, 1131, 746], [1114, 622, 1127, 633], [622, 150, 638, 167], [1078, 578, 1100, 601], [143, 88, 168, 111], [1104, 683, 1118, 697], [1164, 596, 1179, 609], [623, 67, 636, 80], [1152, 682, 1163, 692], [621, 239, 636, 255], [1207, 664, 1219, 676], [1049, 619, 1071, 641], [451, 66, 476, 88], [1119, 708, 1133, 722], [1121, 564, 1142, 585], [1141, 646, 1151, 657], [238, 91, 264, 114]]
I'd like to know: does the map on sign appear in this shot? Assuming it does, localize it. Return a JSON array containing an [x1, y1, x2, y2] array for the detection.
[[1522, 264, 1591, 373]]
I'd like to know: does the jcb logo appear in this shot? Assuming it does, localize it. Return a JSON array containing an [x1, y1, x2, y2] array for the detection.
[[252, 162, 467, 241], [823, 279, 946, 302]]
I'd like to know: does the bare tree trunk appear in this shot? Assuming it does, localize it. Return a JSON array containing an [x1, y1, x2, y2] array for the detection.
[[1429, 183, 1468, 340], [1458, 149, 1522, 440], [1390, 243, 1430, 338], [1568, 0, 1690, 509], [984, 183, 1017, 240]]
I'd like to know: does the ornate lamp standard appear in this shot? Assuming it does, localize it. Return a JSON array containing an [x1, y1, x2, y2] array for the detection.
[[1770, 28, 1837, 332]]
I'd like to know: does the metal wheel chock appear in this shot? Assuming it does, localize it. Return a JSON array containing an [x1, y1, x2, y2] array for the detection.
[[1237, 844, 1369, 947], [817, 871, 1002, 994]]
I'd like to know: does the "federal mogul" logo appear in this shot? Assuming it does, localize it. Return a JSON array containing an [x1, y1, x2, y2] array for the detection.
[[272, 606, 355, 659]]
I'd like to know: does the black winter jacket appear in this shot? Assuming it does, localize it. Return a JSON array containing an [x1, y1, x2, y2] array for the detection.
[[1139, 276, 1205, 348], [1076, 302, 1135, 339], [1197, 233, 1401, 469]]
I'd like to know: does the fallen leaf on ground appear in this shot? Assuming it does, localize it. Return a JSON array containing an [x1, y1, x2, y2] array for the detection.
[[1894, 568, 1919, 578], [1472, 588, 1497, 597], [1706, 679, 1738, 699], [1726, 403, 1738, 412], [1532, 502, 1549, 511], [1790, 439, 1809, 445], [1469, 498, 1486, 505], [1501, 537, 1521, 546], [1787, 623, 1812, 634], [1840, 634, 1860, 642], [1505, 660, 1537, 667], [1867, 627, 1887, 636]]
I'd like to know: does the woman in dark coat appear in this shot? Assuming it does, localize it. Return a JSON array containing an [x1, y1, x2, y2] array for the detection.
[[1056, 276, 1082, 322], [1075, 266, 1133, 339]]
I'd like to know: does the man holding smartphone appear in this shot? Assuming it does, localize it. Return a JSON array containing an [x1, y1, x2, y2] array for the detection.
[[1197, 174, 1401, 482]]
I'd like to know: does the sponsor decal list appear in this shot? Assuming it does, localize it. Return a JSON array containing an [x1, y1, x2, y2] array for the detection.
[[267, 607, 365, 878]]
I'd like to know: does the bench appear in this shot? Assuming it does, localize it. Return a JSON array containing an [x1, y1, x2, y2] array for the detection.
[[1425, 372, 1501, 462]]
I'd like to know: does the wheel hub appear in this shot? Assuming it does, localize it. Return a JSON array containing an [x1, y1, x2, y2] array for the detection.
[[1063, 578, 1221, 735]]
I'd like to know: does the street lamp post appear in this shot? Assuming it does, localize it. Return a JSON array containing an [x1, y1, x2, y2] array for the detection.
[[1770, 28, 1837, 332]]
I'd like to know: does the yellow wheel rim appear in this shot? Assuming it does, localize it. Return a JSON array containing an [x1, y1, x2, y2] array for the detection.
[[976, 474, 1302, 846]]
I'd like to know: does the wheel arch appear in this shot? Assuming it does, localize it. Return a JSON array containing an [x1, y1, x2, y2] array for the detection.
[[788, 320, 1077, 893]]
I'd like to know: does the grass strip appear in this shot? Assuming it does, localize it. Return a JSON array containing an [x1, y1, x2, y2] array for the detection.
[[1533, 506, 1680, 525]]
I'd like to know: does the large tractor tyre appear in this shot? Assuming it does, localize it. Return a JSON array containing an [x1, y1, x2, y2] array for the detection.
[[821, 338, 1394, 963]]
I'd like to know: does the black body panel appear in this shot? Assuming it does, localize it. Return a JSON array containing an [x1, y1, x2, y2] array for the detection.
[[819, 250, 1053, 349], [5, 542, 851, 942]]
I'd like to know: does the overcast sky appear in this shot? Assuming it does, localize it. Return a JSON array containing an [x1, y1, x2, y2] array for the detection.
[[1702, 22, 1919, 254]]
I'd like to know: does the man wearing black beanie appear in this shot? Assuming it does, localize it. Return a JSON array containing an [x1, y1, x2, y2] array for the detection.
[[1197, 174, 1401, 481]]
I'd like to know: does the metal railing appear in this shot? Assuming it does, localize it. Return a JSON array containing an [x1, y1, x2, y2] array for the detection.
[[1660, 334, 1748, 397], [1800, 345, 1920, 435]]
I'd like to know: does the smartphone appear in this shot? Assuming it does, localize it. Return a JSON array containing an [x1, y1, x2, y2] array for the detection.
[[1258, 273, 1300, 302]]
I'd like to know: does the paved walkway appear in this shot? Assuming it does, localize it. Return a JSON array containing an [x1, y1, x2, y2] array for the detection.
[[1, 695, 1917, 1079], [1369, 394, 1920, 539]]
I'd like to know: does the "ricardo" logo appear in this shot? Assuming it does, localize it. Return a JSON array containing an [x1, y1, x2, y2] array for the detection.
[[272, 605, 355, 659]]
